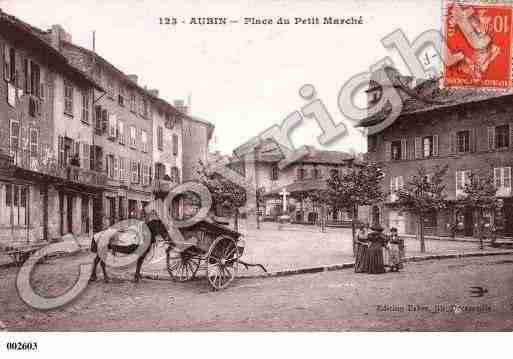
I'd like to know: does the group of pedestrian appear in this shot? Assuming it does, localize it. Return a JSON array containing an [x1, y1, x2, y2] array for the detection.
[[354, 223, 405, 274]]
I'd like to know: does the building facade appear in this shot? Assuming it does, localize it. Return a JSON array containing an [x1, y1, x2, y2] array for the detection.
[[363, 67, 513, 238], [232, 139, 368, 224], [0, 11, 105, 245], [55, 29, 189, 230]]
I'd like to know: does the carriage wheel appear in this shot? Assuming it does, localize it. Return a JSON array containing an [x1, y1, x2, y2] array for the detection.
[[206, 236, 240, 290], [166, 247, 201, 282]]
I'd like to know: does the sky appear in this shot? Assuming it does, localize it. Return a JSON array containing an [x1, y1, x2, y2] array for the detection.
[[1, 0, 442, 155]]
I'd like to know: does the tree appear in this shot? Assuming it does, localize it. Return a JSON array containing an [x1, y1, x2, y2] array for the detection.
[[396, 165, 448, 253], [195, 160, 247, 232], [307, 189, 332, 232], [457, 173, 499, 250], [326, 162, 385, 255]]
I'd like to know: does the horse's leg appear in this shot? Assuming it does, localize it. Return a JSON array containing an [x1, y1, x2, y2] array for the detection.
[[90, 255, 100, 282], [134, 246, 151, 283], [100, 259, 110, 283]]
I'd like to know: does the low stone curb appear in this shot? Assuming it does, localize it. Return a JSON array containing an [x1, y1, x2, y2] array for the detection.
[[141, 249, 513, 281]]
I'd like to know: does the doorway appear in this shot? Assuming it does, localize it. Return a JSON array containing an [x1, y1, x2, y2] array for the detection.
[[464, 207, 474, 237]]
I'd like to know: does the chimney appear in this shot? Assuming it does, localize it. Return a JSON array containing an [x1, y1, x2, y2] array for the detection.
[[127, 74, 138, 84], [49, 24, 72, 50], [174, 99, 189, 114], [148, 89, 159, 97]]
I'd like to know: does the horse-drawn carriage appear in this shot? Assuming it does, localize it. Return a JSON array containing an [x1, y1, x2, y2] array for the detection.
[[166, 219, 264, 290], [91, 216, 266, 290]]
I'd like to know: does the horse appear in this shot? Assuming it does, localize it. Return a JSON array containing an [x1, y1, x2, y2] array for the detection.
[[90, 216, 173, 283]]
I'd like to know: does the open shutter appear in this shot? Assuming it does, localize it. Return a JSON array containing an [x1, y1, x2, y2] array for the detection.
[[4, 44, 10, 82], [505, 167, 511, 189], [432, 135, 439, 156], [414, 137, 422, 158], [449, 131, 456, 154], [470, 128, 476, 152], [384, 141, 391, 161], [488, 126, 495, 150], [400, 139, 407, 160], [90, 145, 95, 171]]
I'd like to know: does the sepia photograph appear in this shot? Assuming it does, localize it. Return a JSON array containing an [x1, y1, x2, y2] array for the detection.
[[0, 0, 512, 356]]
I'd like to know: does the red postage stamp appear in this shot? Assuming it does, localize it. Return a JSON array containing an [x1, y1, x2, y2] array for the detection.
[[443, 2, 513, 89]]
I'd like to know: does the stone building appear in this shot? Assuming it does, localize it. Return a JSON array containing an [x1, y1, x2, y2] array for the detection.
[[180, 106, 214, 181], [0, 11, 105, 245], [361, 67, 513, 238], [231, 139, 368, 224], [54, 29, 187, 230]]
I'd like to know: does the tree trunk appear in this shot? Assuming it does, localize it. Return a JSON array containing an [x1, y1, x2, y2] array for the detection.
[[321, 203, 326, 233], [351, 204, 357, 257], [419, 213, 426, 253], [234, 208, 239, 232]]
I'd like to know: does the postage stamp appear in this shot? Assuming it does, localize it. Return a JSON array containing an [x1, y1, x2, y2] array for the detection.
[[443, 1, 513, 89]]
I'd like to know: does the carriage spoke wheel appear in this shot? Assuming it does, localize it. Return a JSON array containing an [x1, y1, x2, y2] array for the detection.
[[206, 236, 240, 291], [166, 248, 200, 282]]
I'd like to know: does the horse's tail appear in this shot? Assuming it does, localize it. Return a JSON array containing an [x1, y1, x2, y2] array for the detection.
[[90, 236, 98, 253]]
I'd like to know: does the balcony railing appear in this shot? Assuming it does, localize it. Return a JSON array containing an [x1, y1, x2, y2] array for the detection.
[[5, 147, 107, 187]]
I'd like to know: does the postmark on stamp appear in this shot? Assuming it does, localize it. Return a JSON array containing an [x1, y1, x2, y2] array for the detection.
[[443, 1, 513, 89]]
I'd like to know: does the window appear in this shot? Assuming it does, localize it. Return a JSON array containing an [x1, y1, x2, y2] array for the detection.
[[10, 120, 20, 152], [106, 154, 115, 179], [117, 121, 124, 144], [94, 105, 102, 131], [271, 164, 279, 181], [142, 164, 150, 185], [312, 167, 320, 179], [496, 124, 510, 149], [457, 130, 470, 153], [119, 157, 125, 181], [494, 167, 511, 196], [141, 130, 148, 153], [157, 126, 163, 151], [423, 136, 433, 157], [165, 113, 175, 129], [130, 93, 136, 112], [64, 81, 73, 115], [129, 126, 137, 148], [142, 99, 148, 118], [82, 90, 90, 123], [391, 140, 402, 160], [24, 59, 41, 97], [107, 77, 114, 99], [131, 161, 139, 183], [3, 44, 14, 82], [108, 113, 117, 139], [297, 167, 305, 180], [81, 143, 90, 170], [456, 170, 471, 196], [155, 163, 166, 180], [29, 128, 38, 157], [2, 184, 29, 227], [172, 133, 178, 156], [118, 85, 125, 106]]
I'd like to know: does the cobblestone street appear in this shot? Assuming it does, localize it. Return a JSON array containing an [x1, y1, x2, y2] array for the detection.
[[1, 223, 512, 331]]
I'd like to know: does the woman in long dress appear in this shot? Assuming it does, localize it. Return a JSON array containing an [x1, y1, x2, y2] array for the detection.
[[366, 225, 386, 274], [354, 223, 369, 273]]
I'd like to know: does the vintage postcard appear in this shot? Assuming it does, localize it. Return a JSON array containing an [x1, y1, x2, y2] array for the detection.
[[0, 0, 512, 356]]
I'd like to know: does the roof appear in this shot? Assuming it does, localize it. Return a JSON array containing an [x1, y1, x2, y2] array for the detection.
[[300, 147, 355, 165], [358, 66, 513, 128], [0, 10, 103, 91]]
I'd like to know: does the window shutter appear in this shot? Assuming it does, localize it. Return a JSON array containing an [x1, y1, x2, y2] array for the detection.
[[470, 128, 476, 152], [90, 145, 95, 171], [24, 58, 29, 92], [384, 141, 391, 161], [494, 168, 501, 188], [456, 171, 461, 191], [432, 135, 439, 156], [4, 44, 10, 82], [414, 137, 422, 158], [113, 156, 119, 179], [505, 167, 511, 189], [400, 139, 407, 160], [488, 126, 495, 150], [449, 132, 456, 154]]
